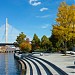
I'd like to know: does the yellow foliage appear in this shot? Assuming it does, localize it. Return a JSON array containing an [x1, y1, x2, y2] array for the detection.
[[53, 2, 75, 42], [53, 24, 75, 41], [56, 2, 75, 26], [19, 42, 32, 52]]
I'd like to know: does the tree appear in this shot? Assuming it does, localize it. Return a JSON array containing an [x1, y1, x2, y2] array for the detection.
[[52, 2, 75, 54], [56, 2, 69, 26], [15, 32, 32, 52], [41, 35, 52, 51], [56, 2, 75, 41], [49, 34, 58, 48], [32, 34, 40, 50], [16, 32, 26, 45], [19, 42, 32, 52], [52, 25, 69, 41]]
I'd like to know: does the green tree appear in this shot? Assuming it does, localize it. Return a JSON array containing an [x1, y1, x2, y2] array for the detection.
[[49, 34, 58, 48], [41, 35, 52, 51], [32, 34, 40, 50], [16, 32, 26, 45]]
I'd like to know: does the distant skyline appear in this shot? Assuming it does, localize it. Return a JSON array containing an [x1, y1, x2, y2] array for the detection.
[[0, 0, 74, 42]]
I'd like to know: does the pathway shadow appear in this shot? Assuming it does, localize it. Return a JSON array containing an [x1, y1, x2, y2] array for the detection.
[[70, 72, 75, 73], [67, 66, 75, 69]]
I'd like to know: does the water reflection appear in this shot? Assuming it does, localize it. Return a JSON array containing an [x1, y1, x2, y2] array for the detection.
[[5, 53, 8, 75], [0, 53, 24, 75]]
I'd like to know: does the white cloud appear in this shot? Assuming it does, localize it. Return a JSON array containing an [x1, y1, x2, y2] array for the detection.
[[41, 24, 50, 29], [40, 8, 48, 12], [29, 0, 41, 6], [36, 15, 50, 18], [32, 2, 41, 6]]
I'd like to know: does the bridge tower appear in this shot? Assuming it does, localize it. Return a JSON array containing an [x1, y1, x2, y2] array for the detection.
[[5, 18, 8, 43]]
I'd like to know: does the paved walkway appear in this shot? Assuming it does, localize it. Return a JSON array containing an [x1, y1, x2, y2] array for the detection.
[[33, 53, 75, 75]]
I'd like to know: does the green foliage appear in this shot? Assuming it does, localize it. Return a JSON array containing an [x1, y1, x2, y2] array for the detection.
[[49, 34, 58, 48], [16, 32, 26, 44], [32, 34, 40, 50], [56, 41, 61, 48], [41, 35, 52, 50]]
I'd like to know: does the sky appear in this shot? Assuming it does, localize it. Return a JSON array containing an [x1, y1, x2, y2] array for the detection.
[[0, 0, 74, 42]]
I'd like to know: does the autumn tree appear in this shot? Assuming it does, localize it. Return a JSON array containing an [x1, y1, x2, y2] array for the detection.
[[32, 34, 40, 50], [15, 32, 32, 52], [52, 2, 75, 53], [55, 2, 75, 41], [19, 41, 32, 52]]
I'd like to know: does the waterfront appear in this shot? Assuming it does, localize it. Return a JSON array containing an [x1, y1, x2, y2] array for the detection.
[[0, 53, 21, 75]]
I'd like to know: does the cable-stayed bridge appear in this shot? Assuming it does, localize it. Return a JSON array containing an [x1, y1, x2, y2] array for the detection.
[[0, 18, 20, 52], [0, 18, 20, 45]]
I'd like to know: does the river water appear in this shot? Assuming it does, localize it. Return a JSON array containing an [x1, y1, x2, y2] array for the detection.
[[0, 53, 21, 75]]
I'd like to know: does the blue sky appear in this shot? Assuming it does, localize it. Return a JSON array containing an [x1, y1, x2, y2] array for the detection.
[[0, 0, 74, 42]]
